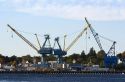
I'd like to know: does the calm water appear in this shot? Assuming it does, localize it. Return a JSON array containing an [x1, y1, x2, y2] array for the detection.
[[0, 73, 125, 82]]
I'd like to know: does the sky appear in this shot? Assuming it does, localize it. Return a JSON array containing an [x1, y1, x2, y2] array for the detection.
[[0, 0, 125, 57]]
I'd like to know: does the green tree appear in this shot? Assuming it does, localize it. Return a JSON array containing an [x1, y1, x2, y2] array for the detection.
[[0, 54, 4, 64], [22, 55, 33, 63], [10, 55, 17, 61], [121, 51, 125, 58], [87, 47, 97, 64], [117, 53, 122, 59], [64, 56, 73, 64], [10, 55, 17, 66], [80, 50, 87, 64], [44, 54, 56, 61], [64, 53, 81, 64], [33, 56, 41, 64], [70, 53, 81, 64], [96, 50, 105, 67], [4, 56, 10, 64]]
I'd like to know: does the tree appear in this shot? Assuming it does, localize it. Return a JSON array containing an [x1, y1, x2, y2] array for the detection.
[[33, 56, 41, 64], [88, 47, 96, 57], [64, 53, 81, 64], [10, 55, 17, 62], [117, 52, 125, 63], [70, 53, 81, 63], [4, 56, 10, 64], [81, 50, 86, 57], [44, 54, 56, 61], [96, 50, 105, 67], [64, 56, 72, 64], [121, 51, 125, 58], [0, 54, 4, 64], [80, 50, 87, 64], [17, 57, 22, 64], [87, 47, 97, 64], [9, 55, 17, 66], [22, 55, 33, 63], [117, 53, 122, 59]]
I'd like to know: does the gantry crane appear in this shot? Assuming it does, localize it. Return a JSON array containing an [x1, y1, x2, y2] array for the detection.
[[84, 18, 118, 68], [7, 24, 53, 64]]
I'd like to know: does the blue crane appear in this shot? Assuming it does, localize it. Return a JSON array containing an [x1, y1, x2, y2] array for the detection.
[[7, 24, 53, 65], [85, 18, 118, 68]]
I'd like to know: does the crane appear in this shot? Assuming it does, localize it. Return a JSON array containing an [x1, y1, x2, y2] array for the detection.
[[84, 18, 118, 68], [7, 24, 52, 64]]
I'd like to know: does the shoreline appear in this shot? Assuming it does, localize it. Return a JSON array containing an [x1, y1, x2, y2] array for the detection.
[[0, 71, 124, 74]]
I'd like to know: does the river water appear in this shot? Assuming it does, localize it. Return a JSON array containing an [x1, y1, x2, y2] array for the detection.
[[0, 73, 125, 82]]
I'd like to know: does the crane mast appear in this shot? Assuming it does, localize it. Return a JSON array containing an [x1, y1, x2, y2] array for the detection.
[[7, 24, 39, 52], [85, 17, 103, 50], [107, 41, 116, 56]]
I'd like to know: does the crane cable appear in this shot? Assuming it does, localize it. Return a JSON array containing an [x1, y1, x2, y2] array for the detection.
[[98, 34, 114, 42], [85, 29, 88, 54]]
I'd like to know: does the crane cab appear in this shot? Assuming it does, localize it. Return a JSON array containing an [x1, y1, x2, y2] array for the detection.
[[38, 34, 53, 55], [38, 48, 53, 55], [53, 49, 67, 56]]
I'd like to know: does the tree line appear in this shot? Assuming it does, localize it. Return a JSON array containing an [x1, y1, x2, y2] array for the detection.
[[0, 48, 125, 69]]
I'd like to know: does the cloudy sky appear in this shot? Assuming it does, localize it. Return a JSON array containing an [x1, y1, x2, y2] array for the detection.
[[0, 0, 125, 56], [1, 0, 125, 20]]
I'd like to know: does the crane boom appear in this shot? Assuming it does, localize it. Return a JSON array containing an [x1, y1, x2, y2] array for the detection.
[[85, 17, 103, 50], [7, 24, 39, 52], [65, 26, 88, 52]]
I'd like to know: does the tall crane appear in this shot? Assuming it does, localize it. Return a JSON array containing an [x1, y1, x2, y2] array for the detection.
[[7, 24, 52, 64], [84, 18, 118, 68]]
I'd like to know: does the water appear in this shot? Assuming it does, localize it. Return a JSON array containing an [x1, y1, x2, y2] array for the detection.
[[0, 73, 125, 82]]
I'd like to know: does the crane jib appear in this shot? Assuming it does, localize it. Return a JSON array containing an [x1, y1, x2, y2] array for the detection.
[[7, 24, 39, 52]]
